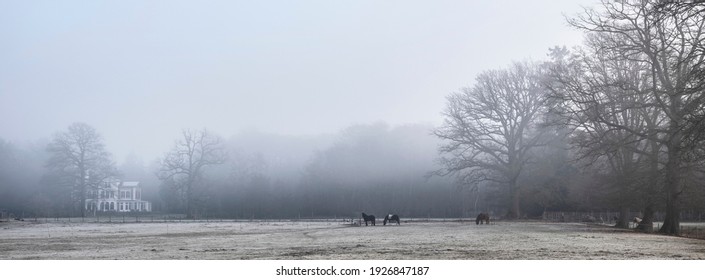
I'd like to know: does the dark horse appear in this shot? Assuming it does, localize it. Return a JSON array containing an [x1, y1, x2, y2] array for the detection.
[[476, 213, 490, 225], [362, 213, 376, 226], [383, 214, 400, 225]]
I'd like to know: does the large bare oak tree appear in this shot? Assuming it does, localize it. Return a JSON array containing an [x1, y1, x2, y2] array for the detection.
[[434, 62, 549, 218]]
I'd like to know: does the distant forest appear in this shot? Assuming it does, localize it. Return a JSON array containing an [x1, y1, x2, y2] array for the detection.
[[2, 1, 705, 235]]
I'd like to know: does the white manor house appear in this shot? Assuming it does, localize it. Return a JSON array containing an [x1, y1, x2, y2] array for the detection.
[[85, 179, 152, 213]]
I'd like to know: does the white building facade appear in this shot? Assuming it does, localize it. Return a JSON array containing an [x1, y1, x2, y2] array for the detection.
[[85, 179, 152, 213]]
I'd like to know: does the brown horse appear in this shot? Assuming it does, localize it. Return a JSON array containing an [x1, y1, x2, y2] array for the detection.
[[476, 213, 490, 225], [362, 213, 376, 226]]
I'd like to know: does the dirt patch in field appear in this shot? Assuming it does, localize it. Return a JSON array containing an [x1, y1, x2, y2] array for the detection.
[[1, 220, 704, 259]]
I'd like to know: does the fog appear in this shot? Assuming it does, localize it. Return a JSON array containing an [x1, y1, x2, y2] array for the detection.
[[3, 0, 705, 236], [0, 0, 589, 162]]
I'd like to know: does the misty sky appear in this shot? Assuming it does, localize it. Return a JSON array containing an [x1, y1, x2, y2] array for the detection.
[[0, 0, 595, 162]]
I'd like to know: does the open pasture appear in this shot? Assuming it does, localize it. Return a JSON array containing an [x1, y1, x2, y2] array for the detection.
[[2, 220, 705, 259]]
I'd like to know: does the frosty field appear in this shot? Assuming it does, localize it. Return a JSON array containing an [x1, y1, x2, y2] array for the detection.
[[2, 220, 705, 260]]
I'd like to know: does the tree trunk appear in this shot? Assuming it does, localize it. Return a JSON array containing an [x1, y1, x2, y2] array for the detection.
[[508, 180, 521, 219], [660, 114, 682, 235], [80, 167, 86, 218], [80, 186, 86, 218], [660, 182, 681, 235], [185, 176, 195, 219], [511, 190, 520, 219], [186, 189, 193, 219], [659, 160, 681, 235]]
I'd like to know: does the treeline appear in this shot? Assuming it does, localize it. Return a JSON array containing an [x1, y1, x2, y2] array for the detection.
[[434, 0, 705, 234], [0, 124, 469, 219], [150, 123, 474, 219], [0, 121, 591, 220]]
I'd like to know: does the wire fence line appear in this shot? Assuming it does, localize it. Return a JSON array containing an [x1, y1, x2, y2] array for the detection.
[[4, 210, 705, 223], [4, 211, 705, 239], [543, 211, 705, 223], [543, 211, 705, 240], [2, 214, 483, 225]]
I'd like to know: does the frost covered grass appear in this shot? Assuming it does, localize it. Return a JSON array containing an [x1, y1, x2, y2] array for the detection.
[[2, 220, 705, 260]]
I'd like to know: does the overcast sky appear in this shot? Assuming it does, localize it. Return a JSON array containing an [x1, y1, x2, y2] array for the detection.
[[0, 0, 595, 163]]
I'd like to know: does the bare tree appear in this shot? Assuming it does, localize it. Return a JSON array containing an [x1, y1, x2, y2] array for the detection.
[[434, 62, 549, 218], [545, 44, 664, 229], [46, 122, 116, 217], [158, 129, 227, 218], [567, 0, 705, 234]]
